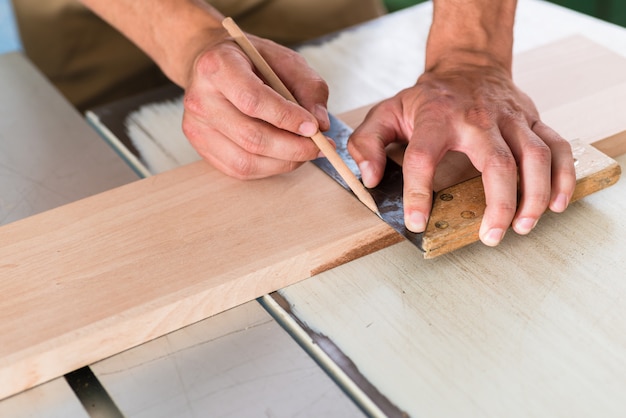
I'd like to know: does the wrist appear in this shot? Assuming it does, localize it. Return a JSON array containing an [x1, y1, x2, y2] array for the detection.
[[167, 26, 229, 87], [155, 6, 226, 87], [425, 0, 516, 74], [425, 47, 512, 76]]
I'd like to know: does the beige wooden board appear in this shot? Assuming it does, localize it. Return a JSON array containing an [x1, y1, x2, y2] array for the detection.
[[0, 50, 363, 415], [340, 35, 626, 156], [0, 51, 136, 415], [0, 159, 399, 400]]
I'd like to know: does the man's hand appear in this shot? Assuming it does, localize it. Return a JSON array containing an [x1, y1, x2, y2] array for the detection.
[[182, 35, 330, 179], [80, 0, 330, 180], [349, 0, 576, 247], [348, 62, 576, 246]]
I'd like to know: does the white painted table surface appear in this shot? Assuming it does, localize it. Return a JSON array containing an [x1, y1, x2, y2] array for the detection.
[[0, 378, 88, 418], [91, 301, 361, 418], [0, 52, 138, 225], [0, 52, 360, 416], [80, 0, 626, 416], [282, 1, 626, 416]]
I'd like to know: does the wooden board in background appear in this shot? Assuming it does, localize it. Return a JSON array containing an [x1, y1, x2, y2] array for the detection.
[[339, 36, 626, 193]]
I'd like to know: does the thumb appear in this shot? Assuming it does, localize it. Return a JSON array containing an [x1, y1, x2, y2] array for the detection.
[[347, 103, 404, 188]]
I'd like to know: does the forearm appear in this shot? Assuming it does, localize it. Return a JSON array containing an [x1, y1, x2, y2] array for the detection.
[[426, 0, 517, 74], [80, 0, 226, 87]]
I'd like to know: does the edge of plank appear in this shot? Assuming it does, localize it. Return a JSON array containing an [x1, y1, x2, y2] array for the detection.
[[0, 160, 398, 399]]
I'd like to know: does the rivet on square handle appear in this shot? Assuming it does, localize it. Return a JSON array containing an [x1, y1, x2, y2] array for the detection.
[[421, 141, 622, 259]]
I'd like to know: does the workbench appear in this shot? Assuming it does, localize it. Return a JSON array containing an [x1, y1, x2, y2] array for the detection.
[[0, 30, 360, 418], [2, 0, 626, 416]]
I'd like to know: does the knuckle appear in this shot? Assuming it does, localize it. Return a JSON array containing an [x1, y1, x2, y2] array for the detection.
[[486, 147, 517, 173], [181, 114, 209, 150], [405, 188, 433, 202], [195, 52, 219, 75], [403, 150, 436, 173], [229, 153, 257, 179], [312, 77, 329, 97], [234, 89, 263, 116], [523, 139, 552, 165], [194, 45, 240, 77], [181, 116, 199, 141], [301, 77, 329, 101], [491, 200, 518, 216], [272, 106, 297, 130], [521, 183, 552, 209], [286, 160, 304, 173], [418, 96, 455, 121], [552, 137, 573, 155], [183, 91, 205, 116], [465, 105, 496, 130], [527, 192, 552, 209], [291, 142, 318, 162], [237, 125, 268, 155]]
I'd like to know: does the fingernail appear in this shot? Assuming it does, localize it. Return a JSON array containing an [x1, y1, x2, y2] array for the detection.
[[514, 217, 537, 235], [405, 211, 427, 232], [551, 193, 569, 213], [482, 228, 505, 247], [299, 121, 317, 137], [314, 104, 330, 129], [358, 161, 375, 188]]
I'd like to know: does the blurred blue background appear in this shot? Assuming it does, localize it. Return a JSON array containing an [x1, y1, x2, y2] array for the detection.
[[0, 0, 21, 53]]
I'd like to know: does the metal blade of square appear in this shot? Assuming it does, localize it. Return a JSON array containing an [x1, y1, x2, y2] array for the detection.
[[313, 114, 424, 251]]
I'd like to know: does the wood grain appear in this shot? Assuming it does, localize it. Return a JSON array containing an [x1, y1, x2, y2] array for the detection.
[[0, 161, 398, 400]]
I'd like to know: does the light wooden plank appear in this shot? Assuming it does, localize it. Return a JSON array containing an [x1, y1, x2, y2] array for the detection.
[[0, 51, 364, 413], [0, 159, 399, 400], [340, 36, 626, 147]]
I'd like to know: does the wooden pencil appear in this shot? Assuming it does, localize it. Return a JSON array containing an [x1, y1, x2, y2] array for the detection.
[[222, 17, 380, 216]]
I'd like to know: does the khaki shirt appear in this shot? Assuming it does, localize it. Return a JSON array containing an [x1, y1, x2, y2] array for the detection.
[[12, 0, 384, 110]]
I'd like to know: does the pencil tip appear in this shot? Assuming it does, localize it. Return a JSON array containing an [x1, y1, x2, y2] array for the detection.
[[362, 196, 380, 217]]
